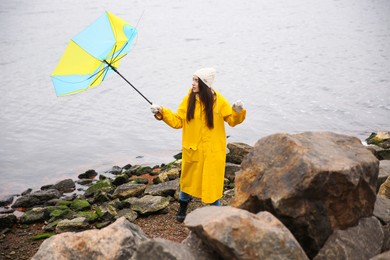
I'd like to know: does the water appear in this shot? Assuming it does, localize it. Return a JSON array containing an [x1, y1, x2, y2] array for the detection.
[[0, 0, 389, 196]]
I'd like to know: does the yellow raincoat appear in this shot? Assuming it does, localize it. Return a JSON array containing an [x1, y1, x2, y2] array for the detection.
[[161, 88, 246, 203]]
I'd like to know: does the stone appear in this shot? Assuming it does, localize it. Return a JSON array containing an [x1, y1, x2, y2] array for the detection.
[[232, 132, 379, 258], [76, 211, 99, 223], [224, 163, 240, 182], [84, 179, 114, 197], [378, 160, 390, 192], [55, 217, 89, 233], [379, 176, 390, 198], [20, 207, 49, 224], [0, 195, 14, 207], [97, 202, 118, 221], [21, 188, 32, 196], [131, 238, 197, 260], [47, 205, 75, 223], [110, 165, 123, 175], [366, 132, 390, 148], [78, 169, 98, 179], [112, 174, 129, 186], [152, 172, 170, 184], [185, 206, 308, 260], [314, 217, 383, 260], [32, 217, 148, 259], [226, 142, 253, 164], [125, 195, 170, 215], [144, 179, 179, 196], [52, 179, 76, 193], [182, 232, 222, 260], [69, 199, 91, 211], [371, 250, 390, 260], [112, 183, 146, 199], [0, 214, 17, 229], [374, 196, 390, 224], [382, 224, 390, 252], [117, 208, 138, 222], [12, 189, 62, 208]]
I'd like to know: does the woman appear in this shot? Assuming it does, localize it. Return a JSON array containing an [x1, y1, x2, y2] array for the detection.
[[150, 67, 246, 222]]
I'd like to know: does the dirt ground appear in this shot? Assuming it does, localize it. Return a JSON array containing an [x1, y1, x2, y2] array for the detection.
[[0, 198, 229, 259]]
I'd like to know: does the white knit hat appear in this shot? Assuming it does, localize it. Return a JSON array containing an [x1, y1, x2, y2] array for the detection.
[[194, 67, 216, 88]]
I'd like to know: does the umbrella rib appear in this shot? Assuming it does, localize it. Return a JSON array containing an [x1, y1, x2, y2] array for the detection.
[[89, 65, 109, 87]]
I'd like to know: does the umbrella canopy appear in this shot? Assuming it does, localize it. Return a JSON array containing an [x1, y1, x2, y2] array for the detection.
[[51, 11, 138, 96]]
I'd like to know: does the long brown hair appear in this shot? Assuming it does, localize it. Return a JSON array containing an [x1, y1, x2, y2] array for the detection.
[[187, 79, 214, 129]]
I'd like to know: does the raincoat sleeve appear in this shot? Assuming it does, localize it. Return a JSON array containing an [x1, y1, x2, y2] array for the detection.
[[161, 96, 187, 129], [219, 95, 246, 127]]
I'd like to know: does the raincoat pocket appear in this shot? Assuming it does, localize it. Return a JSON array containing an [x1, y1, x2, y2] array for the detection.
[[182, 146, 199, 162]]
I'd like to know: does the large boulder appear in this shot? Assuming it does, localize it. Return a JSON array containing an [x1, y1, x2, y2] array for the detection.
[[185, 206, 308, 260], [232, 132, 379, 258], [314, 217, 383, 259], [32, 217, 148, 259], [131, 238, 197, 260]]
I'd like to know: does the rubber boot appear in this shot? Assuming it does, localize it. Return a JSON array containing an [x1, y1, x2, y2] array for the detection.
[[176, 200, 189, 223]]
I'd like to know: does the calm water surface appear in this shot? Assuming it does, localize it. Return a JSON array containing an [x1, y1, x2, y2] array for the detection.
[[0, 0, 389, 196]]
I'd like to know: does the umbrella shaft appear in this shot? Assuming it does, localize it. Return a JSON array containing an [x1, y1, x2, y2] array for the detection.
[[104, 61, 152, 105]]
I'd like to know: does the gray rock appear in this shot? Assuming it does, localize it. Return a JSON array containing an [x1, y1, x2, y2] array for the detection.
[[21, 188, 32, 196], [12, 189, 61, 208], [32, 217, 148, 259], [78, 169, 98, 179], [20, 207, 49, 224], [314, 217, 383, 260], [182, 232, 222, 260], [0, 195, 14, 207], [110, 165, 123, 175], [374, 196, 390, 224], [126, 195, 170, 215], [132, 238, 197, 260], [144, 179, 179, 196], [233, 132, 379, 258], [382, 224, 390, 252], [112, 183, 146, 199], [117, 208, 138, 222], [52, 179, 76, 193], [185, 206, 308, 260], [226, 142, 253, 164], [55, 217, 89, 233], [224, 163, 240, 183], [0, 214, 17, 229]]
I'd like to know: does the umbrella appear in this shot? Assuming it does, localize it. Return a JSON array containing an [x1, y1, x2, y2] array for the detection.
[[51, 11, 162, 119]]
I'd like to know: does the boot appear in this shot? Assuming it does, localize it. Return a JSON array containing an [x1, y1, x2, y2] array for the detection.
[[176, 200, 189, 223]]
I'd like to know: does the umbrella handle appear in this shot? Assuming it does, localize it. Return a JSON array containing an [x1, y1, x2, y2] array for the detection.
[[154, 112, 163, 121]]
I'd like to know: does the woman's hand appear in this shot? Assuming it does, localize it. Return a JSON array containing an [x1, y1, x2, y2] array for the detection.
[[150, 104, 162, 114], [232, 100, 244, 113]]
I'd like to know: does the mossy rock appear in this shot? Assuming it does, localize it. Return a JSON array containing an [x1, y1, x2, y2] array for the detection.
[[366, 132, 390, 148], [96, 221, 111, 229], [135, 166, 153, 176], [48, 206, 75, 223], [76, 211, 99, 223], [55, 200, 72, 207], [85, 179, 114, 197], [30, 232, 55, 241], [131, 178, 149, 184], [70, 199, 91, 211]]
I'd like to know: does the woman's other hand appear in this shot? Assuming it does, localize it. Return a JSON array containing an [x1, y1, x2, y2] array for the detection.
[[232, 100, 244, 113]]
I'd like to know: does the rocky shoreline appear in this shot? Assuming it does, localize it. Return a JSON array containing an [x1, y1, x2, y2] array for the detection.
[[1, 131, 390, 259]]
